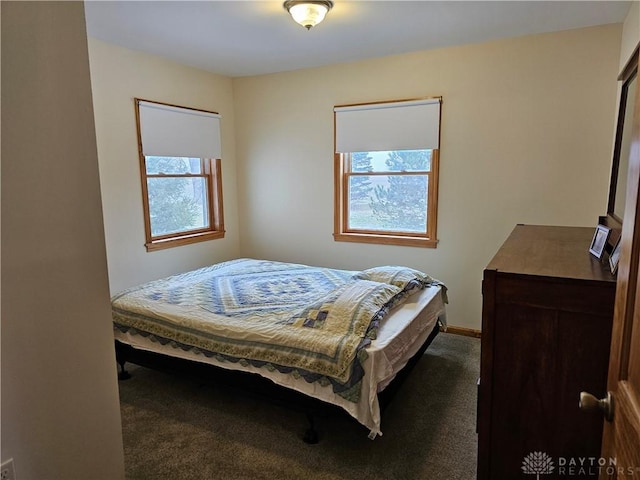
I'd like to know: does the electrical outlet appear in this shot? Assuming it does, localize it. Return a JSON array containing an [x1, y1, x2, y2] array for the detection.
[[1, 459, 15, 480]]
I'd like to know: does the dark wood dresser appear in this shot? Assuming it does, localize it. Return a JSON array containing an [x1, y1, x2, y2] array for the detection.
[[477, 224, 617, 479]]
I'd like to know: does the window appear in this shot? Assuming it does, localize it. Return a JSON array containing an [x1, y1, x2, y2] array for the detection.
[[135, 99, 224, 251], [333, 98, 441, 247]]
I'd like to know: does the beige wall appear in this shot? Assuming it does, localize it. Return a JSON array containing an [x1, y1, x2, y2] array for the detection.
[[233, 24, 622, 330], [1, 2, 124, 478], [620, 1, 639, 71], [88, 39, 241, 294]]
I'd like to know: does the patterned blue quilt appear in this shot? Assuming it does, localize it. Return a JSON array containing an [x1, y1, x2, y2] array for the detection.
[[112, 259, 442, 402]]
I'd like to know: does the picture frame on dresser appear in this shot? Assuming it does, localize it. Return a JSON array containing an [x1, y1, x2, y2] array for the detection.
[[609, 239, 621, 274], [589, 224, 610, 259]]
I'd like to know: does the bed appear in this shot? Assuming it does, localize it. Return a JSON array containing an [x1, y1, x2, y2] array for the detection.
[[112, 258, 447, 440]]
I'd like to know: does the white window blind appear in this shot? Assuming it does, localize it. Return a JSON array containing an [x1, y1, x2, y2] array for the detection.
[[334, 98, 441, 153], [137, 100, 222, 159]]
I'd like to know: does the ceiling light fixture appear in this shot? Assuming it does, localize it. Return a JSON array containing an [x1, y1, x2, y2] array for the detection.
[[283, 0, 334, 30]]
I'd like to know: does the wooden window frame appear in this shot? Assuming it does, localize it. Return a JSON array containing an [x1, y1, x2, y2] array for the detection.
[[139, 157, 225, 252], [333, 150, 439, 248], [134, 98, 225, 252]]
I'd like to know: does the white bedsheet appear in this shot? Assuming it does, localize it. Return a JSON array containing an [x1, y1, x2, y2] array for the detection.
[[114, 284, 446, 437]]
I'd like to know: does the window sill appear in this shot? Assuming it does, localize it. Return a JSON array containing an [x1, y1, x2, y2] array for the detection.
[[145, 230, 225, 252], [333, 232, 437, 248]]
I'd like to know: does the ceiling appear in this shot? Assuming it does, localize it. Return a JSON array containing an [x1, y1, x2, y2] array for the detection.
[[84, 1, 632, 78]]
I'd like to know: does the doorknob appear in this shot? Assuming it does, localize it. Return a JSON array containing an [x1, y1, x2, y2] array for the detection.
[[579, 391, 614, 422]]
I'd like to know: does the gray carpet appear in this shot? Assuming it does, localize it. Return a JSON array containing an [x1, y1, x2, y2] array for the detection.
[[118, 332, 479, 480]]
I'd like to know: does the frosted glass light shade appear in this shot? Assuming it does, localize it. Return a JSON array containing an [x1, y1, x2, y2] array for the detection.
[[284, 1, 333, 29]]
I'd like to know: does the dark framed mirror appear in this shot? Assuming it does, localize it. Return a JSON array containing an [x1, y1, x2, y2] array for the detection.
[[607, 49, 639, 227]]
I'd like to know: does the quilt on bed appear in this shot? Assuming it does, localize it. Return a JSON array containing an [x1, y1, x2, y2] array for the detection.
[[112, 258, 443, 402]]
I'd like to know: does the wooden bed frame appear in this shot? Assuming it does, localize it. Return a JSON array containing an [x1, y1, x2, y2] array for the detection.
[[115, 321, 441, 443]]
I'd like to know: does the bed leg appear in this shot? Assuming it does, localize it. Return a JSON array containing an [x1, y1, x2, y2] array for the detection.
[[117, 361, 132, 381], [115, 341, 132, 380], [303, 413, 319, 444]]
